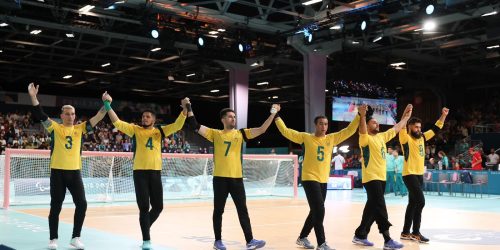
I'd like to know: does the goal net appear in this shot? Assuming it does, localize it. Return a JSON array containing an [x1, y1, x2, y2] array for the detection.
[[1, 149, 298, 208]]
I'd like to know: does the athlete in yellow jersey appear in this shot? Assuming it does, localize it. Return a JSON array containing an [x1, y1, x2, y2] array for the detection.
[[28, 83, 107, 250], [102, 92, 188, 250], [352, 104, 412, 250], [184, 100, 279, 250], [275, 105, 363, 250], [399, 108, 449, 243]]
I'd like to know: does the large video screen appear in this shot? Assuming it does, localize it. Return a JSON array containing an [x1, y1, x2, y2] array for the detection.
[[332, 96, 397, 125]]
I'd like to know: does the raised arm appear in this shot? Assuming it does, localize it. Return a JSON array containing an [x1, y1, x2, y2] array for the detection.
[[274, 106, 305, 144], [28, 83, 52, 128], [438, 107, 449, 124], [88, 104, 107, 127], [359, 104, 368, 135], [184, 99, 210, 137], [102, 91, 119, 123], [392, 104, 413, 133], [249, 104, 280, 138], [331, 106, 362, 145], [161, 98, 188, 136], [423, 107, 449, 140]]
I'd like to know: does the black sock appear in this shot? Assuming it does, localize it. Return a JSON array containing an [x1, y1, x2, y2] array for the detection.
[[382, 230, 391, 243]]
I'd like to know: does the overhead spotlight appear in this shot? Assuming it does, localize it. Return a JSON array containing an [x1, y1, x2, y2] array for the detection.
[[360, 20, 367, 31], [65, 33, 75, 38], [373, 35, 383, 42], [303, 28, 314, 44], [236, 41, 252, 53], [150, 47, 161, 52], [487, 45, 499, 49], [197, 36, 205, 47], [151, 29, 159, 39], [63, 75, 72, 79], [0, 23, 8, 27], [101, 62, 111, 67], [210, 89, 220, 93], [423, 20, 437, 31], [425, 4, 434, 15]]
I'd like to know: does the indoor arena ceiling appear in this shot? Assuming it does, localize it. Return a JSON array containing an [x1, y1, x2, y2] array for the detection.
[[0, 0, 499, 104]]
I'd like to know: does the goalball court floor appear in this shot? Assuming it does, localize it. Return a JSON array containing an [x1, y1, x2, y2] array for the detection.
[[1, 188, 500, 250]]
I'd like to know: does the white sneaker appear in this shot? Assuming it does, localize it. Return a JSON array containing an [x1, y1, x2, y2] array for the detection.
[[70, 237, 85, 249], [48, 239, 58, 249]]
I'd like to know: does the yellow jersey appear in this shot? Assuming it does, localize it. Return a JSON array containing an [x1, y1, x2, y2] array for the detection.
[[360, 128, 397, 183], [202, 128, 253, 178], [113, 112, 186, 170], [46, 122, 91, 170], [400, 120, 444, 176], [275, 115, 359, 183]]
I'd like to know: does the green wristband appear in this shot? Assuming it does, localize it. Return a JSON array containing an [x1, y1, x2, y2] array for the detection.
[[104, 100, 112, 111]]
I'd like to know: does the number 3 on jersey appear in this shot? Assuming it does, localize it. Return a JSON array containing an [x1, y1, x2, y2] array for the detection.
[[65, 136, 72, 149], [145, 137, 153, 150], [317, 146, 324, 161]]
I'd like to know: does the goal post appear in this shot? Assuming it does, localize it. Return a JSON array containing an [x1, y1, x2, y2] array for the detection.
[[1, 148, 298, 208]]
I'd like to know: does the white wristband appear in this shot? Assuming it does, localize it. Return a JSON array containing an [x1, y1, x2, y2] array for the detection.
[[270, 108, 277, 114]]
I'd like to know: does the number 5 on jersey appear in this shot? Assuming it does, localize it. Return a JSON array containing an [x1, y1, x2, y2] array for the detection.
[[317, 146, 324, 161]]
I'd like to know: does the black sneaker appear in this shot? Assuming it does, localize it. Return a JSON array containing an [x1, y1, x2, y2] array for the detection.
[[411, 233, 430, 243], [400, 233, 412, 240]]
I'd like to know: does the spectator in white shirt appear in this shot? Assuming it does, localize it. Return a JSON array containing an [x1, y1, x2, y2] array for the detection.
[[332, 153, 345, 176]]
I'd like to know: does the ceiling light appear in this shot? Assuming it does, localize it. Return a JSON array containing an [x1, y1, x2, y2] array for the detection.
[[272, 96, 278, 99], [302, 0, 322, 6], [209, 31, 219, 35], [101, 62, 111, 67], [373, 36, 383, 42], [425, 4, 435, 15], [150, 47, 161, 52], [390, 62, 406, 67], [65, 33, 74, 38], [79, 5, 95, 13], [217, 28, 226, 32], [330, 24, 342, 30], [0, 23, 9, 27], [151, 29, 159, 39], [481, 11, 497, 17], [360, 21, 367, 31], [210, 89, 219, 93], [423, 20, 437, 31], [30, 30, 42, 35], [257, 81, 269, 86], [63, 75, 72, 79], [186, 73, 195, 77], [487, 45, 499, 49]]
